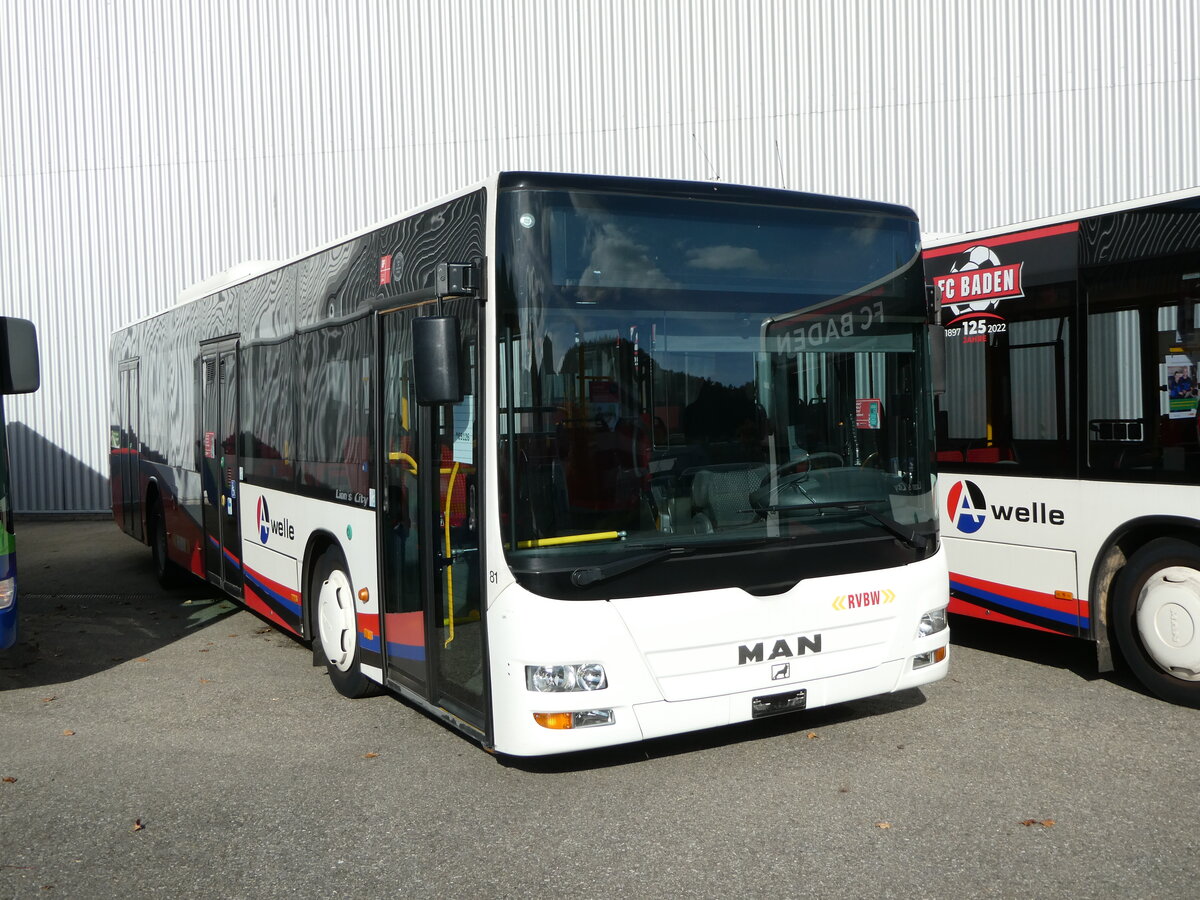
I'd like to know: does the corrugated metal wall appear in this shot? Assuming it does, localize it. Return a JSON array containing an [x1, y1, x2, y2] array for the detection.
[[3, 0, 1197, 512]]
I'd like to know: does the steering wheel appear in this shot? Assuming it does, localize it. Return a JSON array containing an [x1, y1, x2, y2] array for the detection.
[[769, 451, 845, 480]]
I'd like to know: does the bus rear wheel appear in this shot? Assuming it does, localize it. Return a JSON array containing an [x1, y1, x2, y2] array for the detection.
[[310, 547, 378, 699], [148, 500, 181, 588], [1112, 538, 1200, 708]]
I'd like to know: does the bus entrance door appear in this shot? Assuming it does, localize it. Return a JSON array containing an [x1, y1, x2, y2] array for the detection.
[[199, 341, 243, 593], [379, 302, 486, 738]]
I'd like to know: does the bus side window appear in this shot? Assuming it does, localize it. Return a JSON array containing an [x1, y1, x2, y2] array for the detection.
[[297, 319, 373, 496]]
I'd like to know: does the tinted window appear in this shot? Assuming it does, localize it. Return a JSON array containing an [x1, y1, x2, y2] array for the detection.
[[296, 317, 373, 500], [242, 339, 297, 490], [1085, 259, 1200, 481]]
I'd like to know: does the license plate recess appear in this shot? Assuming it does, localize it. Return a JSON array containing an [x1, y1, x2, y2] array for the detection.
[[751, 688, 808, 718]]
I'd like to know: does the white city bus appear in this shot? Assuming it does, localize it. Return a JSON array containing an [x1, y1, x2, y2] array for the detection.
[[925, 188, 1200, 706], [111, 173, 949, 755]]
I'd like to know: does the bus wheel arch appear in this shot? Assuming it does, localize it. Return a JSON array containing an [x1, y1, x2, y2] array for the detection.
[[305, 538, 379, 699], [1111, 537, 1200, 708]]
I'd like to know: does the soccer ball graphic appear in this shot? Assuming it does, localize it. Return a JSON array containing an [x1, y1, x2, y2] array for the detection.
[[945, 244, 1004, 318], [950, 245, 1001, 273]]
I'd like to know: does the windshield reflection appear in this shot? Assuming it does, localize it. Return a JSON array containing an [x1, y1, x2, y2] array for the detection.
[[497, 188, 936, 566]]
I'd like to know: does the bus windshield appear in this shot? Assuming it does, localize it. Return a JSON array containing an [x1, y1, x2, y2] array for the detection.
[[496, 187, 936, 590]]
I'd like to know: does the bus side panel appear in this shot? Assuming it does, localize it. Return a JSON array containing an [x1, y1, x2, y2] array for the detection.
[[944, 537, 1082, 635], [238, 484, 383, 680], [152, 464, 209, 579], [939, 474, 1084, 636]]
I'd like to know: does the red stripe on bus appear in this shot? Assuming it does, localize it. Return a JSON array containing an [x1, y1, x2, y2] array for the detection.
[[384, 611, 425, 648], [924, 221, 1080, 259], [243, 585, 300, 635]]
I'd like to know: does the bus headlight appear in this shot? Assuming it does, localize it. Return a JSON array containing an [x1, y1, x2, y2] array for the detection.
[[917, 607, 948, 638], [0, 577, 14, 611], [526, 663, 608, 692]]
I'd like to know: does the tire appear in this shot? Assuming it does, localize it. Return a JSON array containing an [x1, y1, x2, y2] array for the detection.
[[1111, 538, 1200, 707], [310, 547, 379, 699], [148, 500, 182, 588]]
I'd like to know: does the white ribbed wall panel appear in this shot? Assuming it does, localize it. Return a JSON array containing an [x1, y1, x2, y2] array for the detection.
[[2, 0, 1197, 511]]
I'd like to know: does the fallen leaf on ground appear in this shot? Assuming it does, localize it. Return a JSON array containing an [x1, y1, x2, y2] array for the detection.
[[363, 752, 379, 759], [132, 819, 145, 832], [875, 822, 892, 829], [62, 730, 75, 737], [2, 776, 16, 783]]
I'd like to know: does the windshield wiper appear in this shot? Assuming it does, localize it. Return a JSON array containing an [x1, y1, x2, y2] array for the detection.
[[757, 500, 929, 550], [571, 547, 691, 587]]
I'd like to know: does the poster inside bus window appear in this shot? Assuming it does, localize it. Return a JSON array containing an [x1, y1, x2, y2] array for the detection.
[[855, 398, 882, 429], [1164, 354, 1198, 419]]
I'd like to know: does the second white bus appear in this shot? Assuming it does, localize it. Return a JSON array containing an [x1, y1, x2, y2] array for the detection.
[[926, 188, 1200, 706]]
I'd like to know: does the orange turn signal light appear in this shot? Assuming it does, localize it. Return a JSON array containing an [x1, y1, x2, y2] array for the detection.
[[358, 588, 370, 604], [533, 712, 574, 730]]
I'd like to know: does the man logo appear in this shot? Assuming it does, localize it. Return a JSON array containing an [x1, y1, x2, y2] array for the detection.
[[772, 663, 791, 681], [257, 496, 271, 544], [946, 480, 987, 534]]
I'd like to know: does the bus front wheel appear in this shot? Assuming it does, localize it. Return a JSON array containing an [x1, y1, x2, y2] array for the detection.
[[310, 548, 378, 699], [1112, 538, 1200, 708]]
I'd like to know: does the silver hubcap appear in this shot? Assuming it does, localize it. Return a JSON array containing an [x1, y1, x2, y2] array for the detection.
[[1136, 565, 1200, 681], [317, 568, 356, 672]]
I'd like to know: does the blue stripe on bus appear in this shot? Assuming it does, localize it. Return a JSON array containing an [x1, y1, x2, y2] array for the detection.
[[386, 641, 426, 661], [244, 569, 301, 618], [949, 577, 1082, 627], [206, 533, 243, 570], [359, 632, 382, 653]]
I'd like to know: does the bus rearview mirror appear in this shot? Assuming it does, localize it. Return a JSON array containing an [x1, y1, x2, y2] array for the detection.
[[0, 316, 40, 395], [413, 316, 463, 405]]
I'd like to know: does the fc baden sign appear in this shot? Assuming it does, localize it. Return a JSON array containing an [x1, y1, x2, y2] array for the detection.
[[924, 222, 1079, 346]]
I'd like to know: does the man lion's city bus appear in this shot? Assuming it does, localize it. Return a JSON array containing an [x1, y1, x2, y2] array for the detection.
[[926, 188, 1200, 707], [111, 173, 949, 755], [1, 316, 41, 649]]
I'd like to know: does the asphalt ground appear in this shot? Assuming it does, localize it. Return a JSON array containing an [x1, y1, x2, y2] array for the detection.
[[2, 519, 1199, 899]]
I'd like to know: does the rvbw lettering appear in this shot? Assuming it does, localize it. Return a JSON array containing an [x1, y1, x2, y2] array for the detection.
[[738, 634, 823, 665]]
